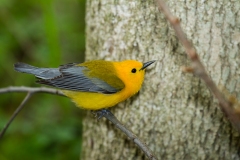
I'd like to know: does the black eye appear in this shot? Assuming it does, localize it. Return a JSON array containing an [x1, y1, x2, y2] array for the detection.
[[131, 68, 137, 73]]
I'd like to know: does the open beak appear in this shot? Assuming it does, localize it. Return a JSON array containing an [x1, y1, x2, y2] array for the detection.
[[140, 60, 156, 70]]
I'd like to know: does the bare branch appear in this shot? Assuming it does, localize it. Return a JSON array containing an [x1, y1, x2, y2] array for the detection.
[[0, 86, 64, 139], [156, 0, 240, 131], [94, 110, 158, 160], [1, 87, 158, 159], [0, 92, 32, 139], [0, 86, 64, 96]]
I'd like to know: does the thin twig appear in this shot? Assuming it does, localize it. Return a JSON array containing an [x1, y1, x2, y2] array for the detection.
[[0, 86, 64, 139], [96, 110, 158, 160], [156, 0, 240, 131], [0, 86, 64, 96], [0, 92, 32, 139], [1, 87, 158, 159]]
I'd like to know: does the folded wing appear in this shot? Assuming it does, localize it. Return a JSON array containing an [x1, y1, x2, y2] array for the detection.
[[14, 62, 124, 94]]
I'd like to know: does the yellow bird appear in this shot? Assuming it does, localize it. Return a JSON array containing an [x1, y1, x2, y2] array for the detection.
[[14, 60, 155, 110]]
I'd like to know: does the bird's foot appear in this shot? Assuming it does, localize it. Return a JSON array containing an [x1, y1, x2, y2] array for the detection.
[[91, 109, 111, 120]]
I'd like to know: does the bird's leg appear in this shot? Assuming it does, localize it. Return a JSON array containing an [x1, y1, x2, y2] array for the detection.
[[91, 109, 111, 120]]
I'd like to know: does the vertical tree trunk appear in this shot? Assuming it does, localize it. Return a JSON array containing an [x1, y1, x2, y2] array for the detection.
[[82, 0, 240, 159]]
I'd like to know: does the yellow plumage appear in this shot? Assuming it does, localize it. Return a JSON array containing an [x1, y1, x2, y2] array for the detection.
[[14, 60, 155, 110]]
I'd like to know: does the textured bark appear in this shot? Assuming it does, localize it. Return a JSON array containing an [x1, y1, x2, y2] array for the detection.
[[82, 0, 240, 159]]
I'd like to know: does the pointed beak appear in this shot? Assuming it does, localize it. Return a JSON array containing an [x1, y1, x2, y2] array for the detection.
[[140, 60, 156, 71]]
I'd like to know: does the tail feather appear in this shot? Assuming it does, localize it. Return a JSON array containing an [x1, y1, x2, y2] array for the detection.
[[14, 62, 61, 79]]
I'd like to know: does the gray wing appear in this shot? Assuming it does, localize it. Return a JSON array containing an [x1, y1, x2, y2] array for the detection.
[[14, 62, 121, 94], [14, 62, 62, 79]]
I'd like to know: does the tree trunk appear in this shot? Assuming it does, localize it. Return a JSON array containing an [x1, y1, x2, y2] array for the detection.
[[82, 0, 240, 159]]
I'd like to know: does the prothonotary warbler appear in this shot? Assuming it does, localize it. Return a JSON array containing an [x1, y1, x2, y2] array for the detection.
[[14, 60, 155, 110]]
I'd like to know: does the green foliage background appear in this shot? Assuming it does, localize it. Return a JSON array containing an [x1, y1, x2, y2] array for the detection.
[[0, 0, 86, 159]]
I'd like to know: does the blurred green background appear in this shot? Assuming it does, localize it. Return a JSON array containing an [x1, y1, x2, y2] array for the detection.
[[0, 0, 86, 159]]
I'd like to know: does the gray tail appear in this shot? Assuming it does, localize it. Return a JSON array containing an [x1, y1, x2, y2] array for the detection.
[[14, 62, 39, 74], [14, 62, 61, 79]]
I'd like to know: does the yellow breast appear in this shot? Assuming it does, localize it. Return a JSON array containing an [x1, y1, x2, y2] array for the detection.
[[62, 87, 133, 110]]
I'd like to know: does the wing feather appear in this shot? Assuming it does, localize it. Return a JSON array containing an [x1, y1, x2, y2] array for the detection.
[[15, 62, 125, 94], [37, 64, 124, 94]]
